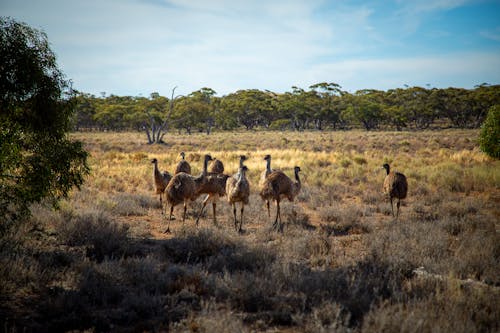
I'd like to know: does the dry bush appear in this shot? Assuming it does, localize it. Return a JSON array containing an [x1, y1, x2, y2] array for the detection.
[[172, 301, 248, 333], [163, 228, 275, 273], [362, 278, 500, 333], [55, 208, 132, 261], [318, 203, 371, 236], [282, 203, 313, 230], [4, 130, 499, 332], [300, 301, 351, 333]]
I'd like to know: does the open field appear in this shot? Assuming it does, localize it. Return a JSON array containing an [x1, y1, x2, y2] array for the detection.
[[2, 130, 499, 332]]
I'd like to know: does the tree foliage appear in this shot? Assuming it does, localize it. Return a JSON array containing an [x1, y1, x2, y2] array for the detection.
[[479, 105, 500, 159], [0, 17, 89, 238], [73, 83, 500, 135]]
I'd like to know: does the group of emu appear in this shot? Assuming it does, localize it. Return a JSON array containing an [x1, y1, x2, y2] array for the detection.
[[152, 153, 408, 233]]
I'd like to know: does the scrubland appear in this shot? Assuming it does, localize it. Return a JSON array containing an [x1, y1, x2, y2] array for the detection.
[[1, 130, 499, 332]]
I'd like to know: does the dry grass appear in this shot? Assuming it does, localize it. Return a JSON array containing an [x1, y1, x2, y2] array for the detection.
[[1, 129, 499, 332]]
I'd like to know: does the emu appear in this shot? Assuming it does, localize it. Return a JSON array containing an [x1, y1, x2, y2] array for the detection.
[[259, 154, 274, 217], [208, 157, 224, 174], [195, 155, 247, 226], [226, 160, 250, 233], [382, 163, 408, 218], [164, 154, 212, 233], [151, 158, 172, 212], [175, 151, 191, 174], [260, 166, 301, 231]]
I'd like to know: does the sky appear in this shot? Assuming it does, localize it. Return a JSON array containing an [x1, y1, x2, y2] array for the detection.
[[2, 0, 500, 97]]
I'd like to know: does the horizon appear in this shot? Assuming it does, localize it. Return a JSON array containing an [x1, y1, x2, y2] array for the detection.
[[2, 0, 500, 97]]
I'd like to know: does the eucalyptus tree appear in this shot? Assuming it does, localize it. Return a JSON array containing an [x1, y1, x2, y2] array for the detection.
[[470, 84, 500, 127], [342, 89, 384, 130], [73, 92, 98, 130], [431, 87, 474, 128], [277, 86, 312, 131], [93, 95, 137, 130], [140, 88, 181, 144], [309, 82, 346, 130], [0, 17, 89, 237], [220, 89, 275, 130]]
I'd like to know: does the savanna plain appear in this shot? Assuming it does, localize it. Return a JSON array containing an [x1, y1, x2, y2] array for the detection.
[[2, 130, 499, 332]]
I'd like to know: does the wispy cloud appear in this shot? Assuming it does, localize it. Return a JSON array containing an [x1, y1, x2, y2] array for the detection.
[[2, 0, 498, 95], [396, 0, 471, 13], [480, 27, 500, 42], [393, 0, 473, 34], [307, 52, 500, 91]]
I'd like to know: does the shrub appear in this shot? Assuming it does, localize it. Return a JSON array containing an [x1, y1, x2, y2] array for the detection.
[[56, 208, 131, 261], [478, 105, 500, 159]]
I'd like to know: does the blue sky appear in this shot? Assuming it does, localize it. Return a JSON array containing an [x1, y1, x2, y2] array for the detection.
[[2, 0, 500, 97]]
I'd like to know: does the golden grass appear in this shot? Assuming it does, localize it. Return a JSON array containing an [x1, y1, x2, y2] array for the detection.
[[2, 129, 498, 332]]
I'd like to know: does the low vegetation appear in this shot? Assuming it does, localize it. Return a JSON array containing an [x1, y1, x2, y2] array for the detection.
[[1, 130, 499, 332]]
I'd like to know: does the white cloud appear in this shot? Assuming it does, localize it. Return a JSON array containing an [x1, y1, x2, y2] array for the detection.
[[306, 52, 500, 92], [2, 0, 499, 96], [480, 27, 500, 42]]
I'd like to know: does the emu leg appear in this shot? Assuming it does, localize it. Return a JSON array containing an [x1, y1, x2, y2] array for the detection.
[[239, 204, 244, 233], [233, 204, 238, 230], [396, 199, 401, 218], [195, 203, 206, 226], [165, 205, 174, 233], [273, 200, 280, 230], [212, 202, 217, 226], [160, 194, 164, 215], [182, 202, 188, 222], [390, 197, 394, 217], [196, 195, 210, 226]]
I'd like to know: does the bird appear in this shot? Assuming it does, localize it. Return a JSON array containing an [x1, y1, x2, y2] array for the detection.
[[164, 154, 212, 233], [208, 157, 224, 174], [260, 166, 301, 231], [195, 155, 247, 226], [174, 151, 191, 174], [195, 172, 230, 226], [226, 162, 250, 233], [259, 154, 274, 217], [382, 163, 408, 218], [151, 158, 172, 212]]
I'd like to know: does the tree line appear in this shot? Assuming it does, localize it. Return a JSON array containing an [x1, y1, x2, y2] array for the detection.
[[74, 83, 500, 142]]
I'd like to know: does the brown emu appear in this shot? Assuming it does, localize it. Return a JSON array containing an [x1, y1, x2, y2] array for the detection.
[[174, 151, 191, 174], [151, 158, 172, 211], [226, 159, 250, 233], [195, 155, 247, 226], [259, 154, 274, 217], [164, 154, 212, 232], [382, 163, 408, 218], [260, 166, 301, 231], [208, 158, 224, 174]]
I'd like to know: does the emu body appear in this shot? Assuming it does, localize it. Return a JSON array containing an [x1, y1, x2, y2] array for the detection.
[[164, 154, 212, 232], [383, 163, 408, 218], [260, 166, 301, 231], [226, 162, 250, 233]]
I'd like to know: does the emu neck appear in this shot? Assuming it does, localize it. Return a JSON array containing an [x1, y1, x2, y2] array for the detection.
[[237, 168, 247, 181], [295, 170, 301, 184], [385, 166, 390, 175], [266, 159, 271, 173]]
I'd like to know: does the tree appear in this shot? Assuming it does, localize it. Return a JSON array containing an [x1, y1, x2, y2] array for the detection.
[[73, 92, 98, 130], [220, 89, 274, 130], [343, 90, 383, 130], [309, 82, 346, 130], [479, 105, 500, 159], [141, 88, 182, 144], [0, 17, 89, 238], [278, 87, 311, 131]]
